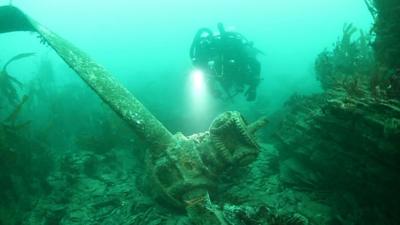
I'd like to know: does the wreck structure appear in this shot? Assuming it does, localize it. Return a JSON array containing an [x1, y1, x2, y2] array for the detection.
[[272, 10, 400, 223], [0, 6, 267, 225]]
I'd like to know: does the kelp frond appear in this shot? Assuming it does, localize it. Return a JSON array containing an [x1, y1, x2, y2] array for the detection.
[[0, 52, 35, 105], [4, 95, 28, 125], [2, 52, 35, 71]]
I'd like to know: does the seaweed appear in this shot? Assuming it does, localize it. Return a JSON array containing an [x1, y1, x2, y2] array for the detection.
[[371, 0, 400, 98], [372, 0, 400, 69], [364, 0, 377, 19], [0, 95, 54, 225], [315, 24, 374, 91], [0, 53, 35, 106]]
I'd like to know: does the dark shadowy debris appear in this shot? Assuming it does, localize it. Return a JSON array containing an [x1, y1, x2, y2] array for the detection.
[[272, 88, 400, 224]]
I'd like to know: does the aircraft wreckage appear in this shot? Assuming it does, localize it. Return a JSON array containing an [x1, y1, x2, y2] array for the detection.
[[0, 6, 267, 225]]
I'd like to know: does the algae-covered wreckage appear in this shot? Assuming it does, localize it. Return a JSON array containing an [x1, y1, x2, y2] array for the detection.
[[271, 1, 400, 224], [0, 6, 268, 225], [1, 1, 400, 224]]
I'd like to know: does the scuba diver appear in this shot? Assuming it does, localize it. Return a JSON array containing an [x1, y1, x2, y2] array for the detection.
[[190, 23, 262, 101]]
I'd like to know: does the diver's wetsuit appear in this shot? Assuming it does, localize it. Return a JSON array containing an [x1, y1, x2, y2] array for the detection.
[[190, 23, 261, 101]]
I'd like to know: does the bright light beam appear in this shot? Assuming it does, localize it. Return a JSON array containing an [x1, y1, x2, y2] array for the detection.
[[191, 69, 206, 93], [188, 69, 209, 118]]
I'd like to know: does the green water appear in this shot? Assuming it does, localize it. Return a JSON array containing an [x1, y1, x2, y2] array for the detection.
[[1, 1, 399, 225], [0, 0, 373, 131]]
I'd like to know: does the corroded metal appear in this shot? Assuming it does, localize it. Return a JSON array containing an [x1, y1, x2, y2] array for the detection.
[[0, 6, 174, 149], [0, 6, 267, 224]]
